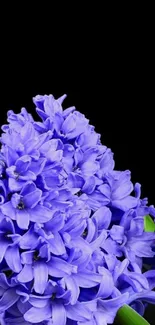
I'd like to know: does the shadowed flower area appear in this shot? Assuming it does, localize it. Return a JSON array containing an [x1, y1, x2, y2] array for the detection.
[[0, 94, 155, 324]]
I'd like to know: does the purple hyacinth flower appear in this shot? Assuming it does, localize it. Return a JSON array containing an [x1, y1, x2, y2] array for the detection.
[[75, 124, 101, 151], [0, 217, 21, 273], [0, 93, 155, 324], [22, 278, 92, 324], [17, 251, 48, 295], [103, 214, 155, 264], [104, 170, 139, 211], [6, 155, 46, 192], [17, 252, 78, 296], [33, 94, 66, 120], [1, 107, 34, 134], [125, 271, 155, 316], [121, 213, 155, 261], [0, 272, 27, 315], [1, 182, 53, 229]]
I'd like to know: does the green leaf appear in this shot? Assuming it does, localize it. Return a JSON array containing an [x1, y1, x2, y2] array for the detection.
[[115, 304, 150, 325], [144, 215, 155, 232]]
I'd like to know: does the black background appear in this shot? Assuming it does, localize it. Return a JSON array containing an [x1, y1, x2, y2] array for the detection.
[[0, 12, 154, 323]]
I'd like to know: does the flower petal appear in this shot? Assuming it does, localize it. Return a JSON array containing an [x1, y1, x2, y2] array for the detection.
[[29, 295, 49, 308], [90, 229, 107, 251], [21, 182, 36, 196], [98, 292, 129, 309], [23, 189, 42, 209], [16, 210, 30, 229], [28, 205, 53, 223], [127, 238, 155, 258], [33, 261, 48, 294], [0, 288, 19, 312], [68, 173, 84, 189], [0, 202, 16, 220], [82, 176, 96, 194], [92, 206, 112, 230], [29, 158, 47, 176], [127, 290, 155, 305], [8, 178, 25, 192], [0, 273, 12, 289], [65, 276, 80, 305], [110, 225, 124, 243], [19, 226, 39, 250], [73, 271, 102, 288], [24, 305, 51, 323], [97, 267, 114, 298], [15, 155, 31, 173], [0, 217, 15, 233], [113, 259, 129, 282], [21, 251, 34, 264], [5, 245, 22, 273], [112, 171, 133, 200], [112, 196, 138, 211], [65, 302, 91, 322], [48, 257, 77, 277], [130, 300, 145, 316], [52, 302, 66, 325], [19, 170, 36, 181], [0, 235, 9, 262], [48, 232, 66, 255], [17, 264, 33, 283]]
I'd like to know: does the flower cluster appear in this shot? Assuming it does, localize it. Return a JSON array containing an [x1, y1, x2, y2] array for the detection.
[[0, 94, 155, 325]]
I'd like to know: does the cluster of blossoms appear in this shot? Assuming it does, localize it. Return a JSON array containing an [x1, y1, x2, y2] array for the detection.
[[0, 94, 155, 325]]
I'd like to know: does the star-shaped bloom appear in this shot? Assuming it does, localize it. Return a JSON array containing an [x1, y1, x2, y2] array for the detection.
[[1, 182, 53, 229]]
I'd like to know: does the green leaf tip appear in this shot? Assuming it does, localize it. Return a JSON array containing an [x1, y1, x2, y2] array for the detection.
[[144, 215, 155, 232], [115, 304, 150, 325]]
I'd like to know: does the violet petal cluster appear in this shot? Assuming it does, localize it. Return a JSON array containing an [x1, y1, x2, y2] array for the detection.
[[0, 94, 155, 325]]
